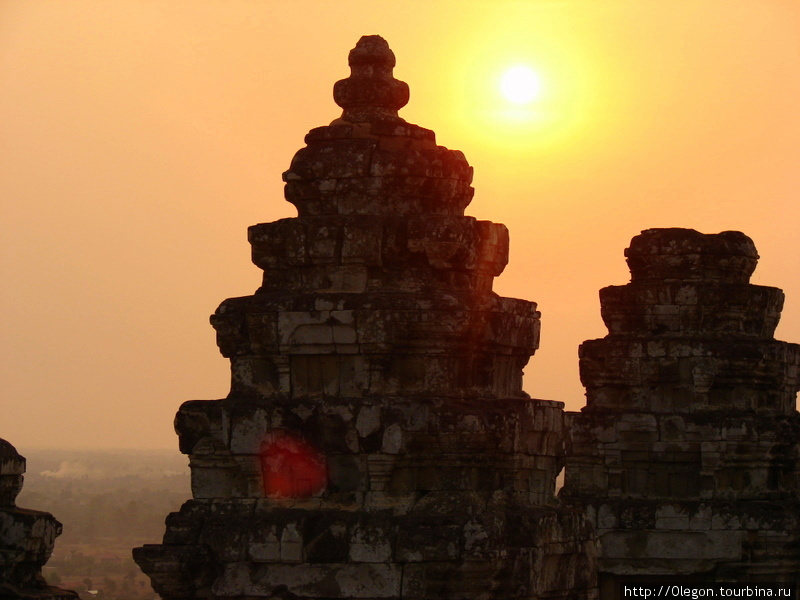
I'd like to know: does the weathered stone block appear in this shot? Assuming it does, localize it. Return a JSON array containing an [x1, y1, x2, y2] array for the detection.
[[396, 521, 462, 562], [349, 520, 393, 563]]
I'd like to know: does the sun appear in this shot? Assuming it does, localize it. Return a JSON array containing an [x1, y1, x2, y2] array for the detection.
[[500, 66, 543, 104]]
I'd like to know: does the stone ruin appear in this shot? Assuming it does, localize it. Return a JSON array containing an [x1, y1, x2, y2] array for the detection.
[[561, 228, 800, 592], [133, 35, 598, 599], [117, 35, 798, 599], [0, 33, 793, 600], [0, 438, 78, 600]]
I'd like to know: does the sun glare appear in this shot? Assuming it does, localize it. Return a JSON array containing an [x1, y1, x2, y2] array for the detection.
[[434, 13, 599, 155], [500, 66, 542, 104]]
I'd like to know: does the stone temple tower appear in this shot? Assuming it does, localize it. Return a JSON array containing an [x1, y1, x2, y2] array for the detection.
[[134, 36, 597, 599], [561, 229, 800, 595], [0, 438, 78, 600]]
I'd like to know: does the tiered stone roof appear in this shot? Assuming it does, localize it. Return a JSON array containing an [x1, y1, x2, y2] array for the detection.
[[562, 228, 800, 587], [134, 35, 597, 600]]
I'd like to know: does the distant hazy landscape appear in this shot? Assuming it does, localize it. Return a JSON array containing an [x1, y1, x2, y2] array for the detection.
[[17, 448, 190, 600]]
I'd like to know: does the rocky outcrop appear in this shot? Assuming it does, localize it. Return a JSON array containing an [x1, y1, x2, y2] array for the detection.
[[0, 438, 78, 600], [561, 228, 800, 595], [134, 35, 597, 600]]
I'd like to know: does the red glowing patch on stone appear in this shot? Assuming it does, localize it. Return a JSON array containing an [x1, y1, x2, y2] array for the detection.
[[260, 430, 327, 498]]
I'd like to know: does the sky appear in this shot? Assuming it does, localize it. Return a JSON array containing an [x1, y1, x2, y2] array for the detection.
[[2, 1, 799, 451]]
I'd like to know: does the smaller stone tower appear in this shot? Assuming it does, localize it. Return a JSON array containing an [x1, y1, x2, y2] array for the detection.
[[0, 438, 78, 600], [561, 228, 800, 595]]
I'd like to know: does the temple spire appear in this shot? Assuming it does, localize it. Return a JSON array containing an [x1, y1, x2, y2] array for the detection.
[[333, 35, 409, 123], [134, 35, 598, 600]]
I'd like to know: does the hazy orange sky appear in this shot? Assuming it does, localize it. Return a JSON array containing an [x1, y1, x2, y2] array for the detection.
[[3, 1, 799, 451]]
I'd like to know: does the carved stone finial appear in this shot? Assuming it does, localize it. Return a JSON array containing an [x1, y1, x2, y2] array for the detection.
[[283, 35, 474, 218], [333, 35, 410, 122]]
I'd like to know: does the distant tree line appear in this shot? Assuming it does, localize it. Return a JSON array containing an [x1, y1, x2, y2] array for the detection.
[[19, 472, 189, 545]]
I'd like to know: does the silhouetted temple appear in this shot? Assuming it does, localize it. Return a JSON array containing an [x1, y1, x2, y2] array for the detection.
[[561, 228, 800, 592], [0, 438, 78, 600], [133, 35, 597, 599], [129, 36, 800, 600]]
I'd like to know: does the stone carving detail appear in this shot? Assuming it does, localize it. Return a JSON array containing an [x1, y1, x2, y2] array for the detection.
[[561, 228, 800, 594], [0, 438, 78, 600], [134, 36, 597, 599]]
